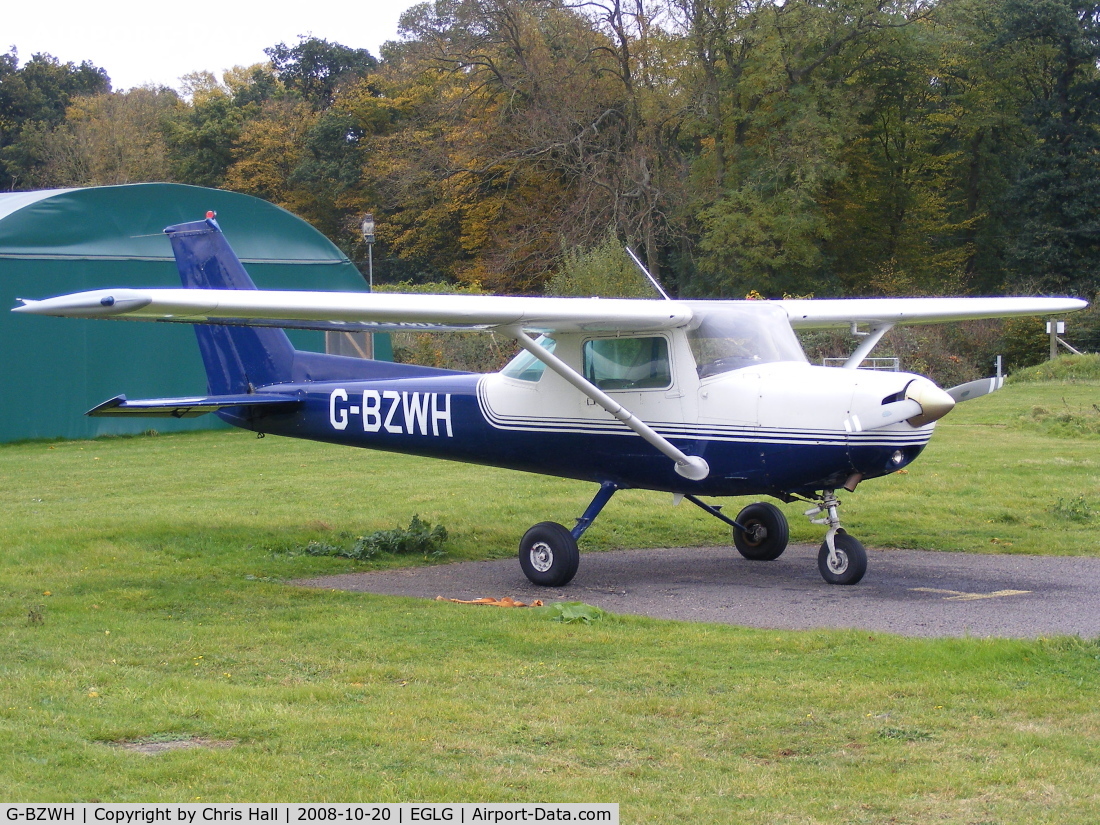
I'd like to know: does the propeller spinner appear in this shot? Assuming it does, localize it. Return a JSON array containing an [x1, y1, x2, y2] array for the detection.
[[845, 377, 956, 432]]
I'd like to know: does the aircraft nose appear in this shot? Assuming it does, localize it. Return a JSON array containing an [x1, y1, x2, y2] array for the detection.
[[904, 377, 955, 426]]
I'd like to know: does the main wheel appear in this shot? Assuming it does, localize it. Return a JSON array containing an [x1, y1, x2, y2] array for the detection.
[[817, 530, 867, 585], [733, 502, 790, 561], [519, 522, 580, 587]]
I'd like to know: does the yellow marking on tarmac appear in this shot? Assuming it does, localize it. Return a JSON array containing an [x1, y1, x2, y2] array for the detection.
[[910, 587, 1032, 601]]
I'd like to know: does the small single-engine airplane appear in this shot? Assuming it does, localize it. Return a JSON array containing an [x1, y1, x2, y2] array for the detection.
[[14, 215, 1087, 585]]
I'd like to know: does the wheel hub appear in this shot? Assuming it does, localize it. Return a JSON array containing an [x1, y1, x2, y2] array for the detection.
[[529, 541, 554, 572], [746, 523, 767, 545], [826, 548, 849, 575]]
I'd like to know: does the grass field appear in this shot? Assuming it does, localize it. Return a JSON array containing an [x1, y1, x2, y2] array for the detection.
[[1, 368, 1099, 819]]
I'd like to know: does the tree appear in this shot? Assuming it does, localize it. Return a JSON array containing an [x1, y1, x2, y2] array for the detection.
[[164, 65, 285, 189], [265, 37, 378, 108], [223, 99, 317, 208], [20, 87, 180, 187], [363, 0, 689, 291], [0, 49, 110, 189], [545, 229, 655, 296], [815, 3, 981, 296], [1000, 0, 1100, 298], [680, 1, 931, 296]]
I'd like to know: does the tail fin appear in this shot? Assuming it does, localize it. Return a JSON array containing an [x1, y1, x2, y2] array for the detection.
[[165, 216, 459, 395], [165, 217, 299, 395]]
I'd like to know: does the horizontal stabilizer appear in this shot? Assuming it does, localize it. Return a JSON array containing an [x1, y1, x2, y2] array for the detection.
[[87, 393, 301, 418]]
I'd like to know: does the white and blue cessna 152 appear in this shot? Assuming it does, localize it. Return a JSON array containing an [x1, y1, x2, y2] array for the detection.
[[14, 215, 1088, 585]]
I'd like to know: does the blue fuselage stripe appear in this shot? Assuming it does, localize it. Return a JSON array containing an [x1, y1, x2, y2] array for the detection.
[[224, 374, 928, 496]]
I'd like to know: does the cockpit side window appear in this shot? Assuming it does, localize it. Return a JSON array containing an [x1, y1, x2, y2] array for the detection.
[[583, 336, 671, 390], [501, 336, 556, 382], [688, 305, 807, 378]]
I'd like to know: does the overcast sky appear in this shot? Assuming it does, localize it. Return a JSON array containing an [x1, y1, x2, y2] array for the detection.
[[5, 0, 422, 91]]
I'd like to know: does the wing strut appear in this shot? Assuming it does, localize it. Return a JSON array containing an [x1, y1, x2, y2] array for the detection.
[[843, 323, 894, 369], [506, 328, 709, 481]]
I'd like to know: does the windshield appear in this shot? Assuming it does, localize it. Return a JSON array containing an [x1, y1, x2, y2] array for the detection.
[[687, 303, 806, 378], [501, 336, 556, 381]]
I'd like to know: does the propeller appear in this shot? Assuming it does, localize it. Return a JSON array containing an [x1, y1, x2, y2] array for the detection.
[[845, 377, 955, 432], [946, 375, 1004, 403], [844, 398, 923, 432], [846, 373, 1006, 433]]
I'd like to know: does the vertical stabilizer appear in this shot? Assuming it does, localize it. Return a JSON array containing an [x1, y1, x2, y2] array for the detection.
[[165, 217, 296, 395]]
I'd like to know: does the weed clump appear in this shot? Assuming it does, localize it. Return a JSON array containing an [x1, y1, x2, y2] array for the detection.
[[535, 602, 607, 624], [304, 515, 448, 561], [876, 726, 934, 742], [1019, 400, 1100, 438], [1049, 497, 1098, 523]]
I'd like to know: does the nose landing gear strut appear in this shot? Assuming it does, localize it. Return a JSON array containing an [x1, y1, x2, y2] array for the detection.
[[804, 488, 867, 585]]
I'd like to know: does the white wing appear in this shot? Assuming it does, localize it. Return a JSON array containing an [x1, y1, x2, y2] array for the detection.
[[13, 288, 692, 333], [13, 289, 1086, 334], [777, 296, 1087, 329]]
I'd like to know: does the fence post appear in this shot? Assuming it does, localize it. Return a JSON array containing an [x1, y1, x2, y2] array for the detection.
[[1047, 320, 1065, 361]]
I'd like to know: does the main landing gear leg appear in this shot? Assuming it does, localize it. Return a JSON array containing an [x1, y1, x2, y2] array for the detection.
[[685, 495, 790, 561], [805, 489, 867, 585], [518, 483, 618, 587]]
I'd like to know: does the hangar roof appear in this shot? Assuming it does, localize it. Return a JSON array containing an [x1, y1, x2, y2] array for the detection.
[[0, 183, 355, 267], [0, 183, 368, 442]]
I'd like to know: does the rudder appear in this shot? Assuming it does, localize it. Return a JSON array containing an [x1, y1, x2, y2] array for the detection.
[[165, 217, 296, 395]]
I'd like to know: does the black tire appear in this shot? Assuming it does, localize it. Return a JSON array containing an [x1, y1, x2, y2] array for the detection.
[[519, 521, 580, 587], [733, 502, 790, 561], [817, 530, 867, 585]]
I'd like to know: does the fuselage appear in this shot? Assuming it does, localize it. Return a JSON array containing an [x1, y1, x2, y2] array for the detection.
[[221, 351, 933, 498]]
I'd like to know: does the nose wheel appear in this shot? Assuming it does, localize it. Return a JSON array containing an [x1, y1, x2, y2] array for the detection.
[[806, 489, 868, 585], [817, 529, 867, 585]]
